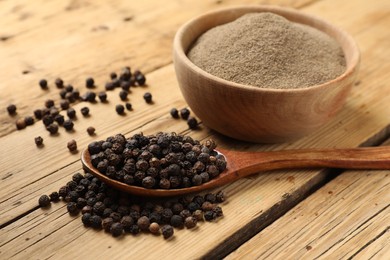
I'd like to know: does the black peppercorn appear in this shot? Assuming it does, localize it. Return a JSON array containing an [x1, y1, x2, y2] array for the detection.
[[115, 104, 125, 115], [60, 100, 70, 110], [180, 108, 190, 119], [90, 215, 102, 229], [143, 92, 152, 103], [201, 201, 214, 211], [102, 217, 114, 232], [60, 89, 67, 99], [119, 90, 128, 101], [55, 78, 64, 88], [193, 210, 204, 221], [83, 91, 96, 102], [39, 79, 48, 89], [98, 91, 107, 102], [34, 109, 43, 119], [170, 108, 179, 118], [54, 114, 65, 125], [204, 210, 215, 221], [67, 139, 77, 152], [80, 107, 90, 116], [49, 191, 59, 202], [86, 77, 95, 88], [46, 123, 59, 135], [110, 72, 117, 80], [38, 195, 51, 208], [67, 202, 79, 215], [58, 186, 69, 198], [63, 120, 74, 131], [67, 108, 76, 119], [135, 72, 146, 86], [125, 102, 132, 111], [45, 99, 55, 108], [184, 216, 197, 229], [16, 118, 26, 130], [161, 225, 174, 239], [187, 117, 198, 129], [82, 206, 93, 215], [6, 104, 17, 115], [216, 190, 225, 203], [205, 193, 217, 203], [137, 216, 150, 231], [142, 176, 156, 189], [65, 84, 74, 92], [170, 215, 184, 228], [105, 82, 115, 91], [121, 81, 131, 91], [82, 213, 92, 226], [149, 222, 160, 234], [128, 224, 140, 235], [22, 116, 33, 126], [87, 126, 96, 136]]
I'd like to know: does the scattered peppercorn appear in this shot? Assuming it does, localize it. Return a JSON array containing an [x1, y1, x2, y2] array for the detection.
[[45, 99, 55, 108], [187, 117, 198, 129], [87, 126, 96, 136], [7, 104, 17, 115], [115, 104, 125, 115], [16, 118, 26, 130], [46, 123, 59, 135], [82, 91, 96, 102], [34, 109, 43, 119], [63, 119, 74, 131], [67, 108, 76, 119], [86, 77, 95, 88], [54, 114, 65, 125], [135, 72, 146, 86], [143, 92, 152, 103], [55, 78, 64, 88], [67, 139, 77, 152], [149, 222, 160, 234], [161, 225, 174, 239], [137, 216, 150, 231], [184, 216, 197, 229], [35, 136, 44, 146], [110, 222, 124, 237], [180, 108, 190, 119], [39, 79, 48, 89], [119, 90, 128, 101], [98, 91, 107, 102], [60, 100, 70, 110], [38, 195, 51, 208], [170, 108, 179, 118], [67, 202, 79, 215], [80, 107, 90, 116], [125, 102, 132, 111], [110, 72, 117, 80], [24, 116, 34, 126]]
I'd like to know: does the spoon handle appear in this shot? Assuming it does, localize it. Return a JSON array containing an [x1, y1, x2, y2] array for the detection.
[[222, 146, 390, 178]]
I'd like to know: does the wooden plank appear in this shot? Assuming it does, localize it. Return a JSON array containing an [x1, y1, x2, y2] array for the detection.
[[0, 0, 318, 137], [1, 0, 390, 259], [225, 149, 390, 259]]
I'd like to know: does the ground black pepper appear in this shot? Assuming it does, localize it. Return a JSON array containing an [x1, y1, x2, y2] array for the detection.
[[7, 104, 17, 115]]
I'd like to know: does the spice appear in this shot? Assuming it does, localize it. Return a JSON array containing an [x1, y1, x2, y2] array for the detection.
[[39, 79, 48, 89], [170, 215, 184, 228], [98, 91, 107, 102], [184, 216, 197, 229], [7, 104, 17, 115], [46, 123, 59, 135], [87, 126, 96, 136], [35, 136, 44, 146], [54, 114, 65, 125], [119, 90, 128, 101], [49, 192, 60, 202], [16, 118, 26, 130], [187, 117, 198, 129], [161, 225, 174, 239], [45, 99, 55, 108], [60, 100, 70, 110], [24, 116, 34, 126], [188, 12, 346, 89], [149, 222, 160, 234], [110, 72, 117, 80], [67, 139, 77, 152], [135, 72, 146, 86], [170, 108, 179, 118], [137, 216, 150, 231], [63, 119, 74, 131], [86, 77, 95, 88], [67, 108, 76, 119], [38, 195, 51, 208], [143, 92, 152, 103], [180, 108, 190, 119], [125, 102, 132, 111], [115, 104, 125, 115], [67, 202, 78, 215], [55, 78, 64, 88], [80, 107, 90, 116], [34, 109, 43, 119]]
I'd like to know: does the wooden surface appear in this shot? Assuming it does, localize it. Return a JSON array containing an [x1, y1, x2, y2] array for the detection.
[[0, 0, 389, 259]]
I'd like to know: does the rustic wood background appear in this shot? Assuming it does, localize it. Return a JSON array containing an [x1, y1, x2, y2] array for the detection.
[[0, 0, 389, 259]]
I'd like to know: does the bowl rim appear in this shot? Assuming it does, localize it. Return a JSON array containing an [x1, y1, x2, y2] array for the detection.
[[173, 5, 360, 93]]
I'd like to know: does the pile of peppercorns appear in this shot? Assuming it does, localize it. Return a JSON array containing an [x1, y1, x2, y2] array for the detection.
[[38, 171, 225, 239], [88, 132, 226, 189]]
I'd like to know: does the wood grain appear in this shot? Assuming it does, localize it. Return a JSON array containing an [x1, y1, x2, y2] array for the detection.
[[0, 0, 389, 259]]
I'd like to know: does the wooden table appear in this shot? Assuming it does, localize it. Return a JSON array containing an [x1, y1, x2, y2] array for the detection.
[[1, 0, 389, 259]]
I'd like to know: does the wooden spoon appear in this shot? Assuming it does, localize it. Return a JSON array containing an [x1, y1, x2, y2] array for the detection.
[[81, 146, 390, 197]]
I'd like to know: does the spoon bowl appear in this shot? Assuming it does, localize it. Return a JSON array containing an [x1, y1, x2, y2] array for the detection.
[[81, 146, 390, 197]]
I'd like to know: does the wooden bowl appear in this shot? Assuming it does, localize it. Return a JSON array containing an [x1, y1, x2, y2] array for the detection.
[[173, 5, 360, 143]]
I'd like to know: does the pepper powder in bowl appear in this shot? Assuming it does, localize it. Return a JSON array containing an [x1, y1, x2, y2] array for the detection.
[[173, 5, 360, 143]]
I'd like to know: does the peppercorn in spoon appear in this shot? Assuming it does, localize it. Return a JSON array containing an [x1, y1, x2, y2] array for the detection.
[[82, 145, 390, 197]]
